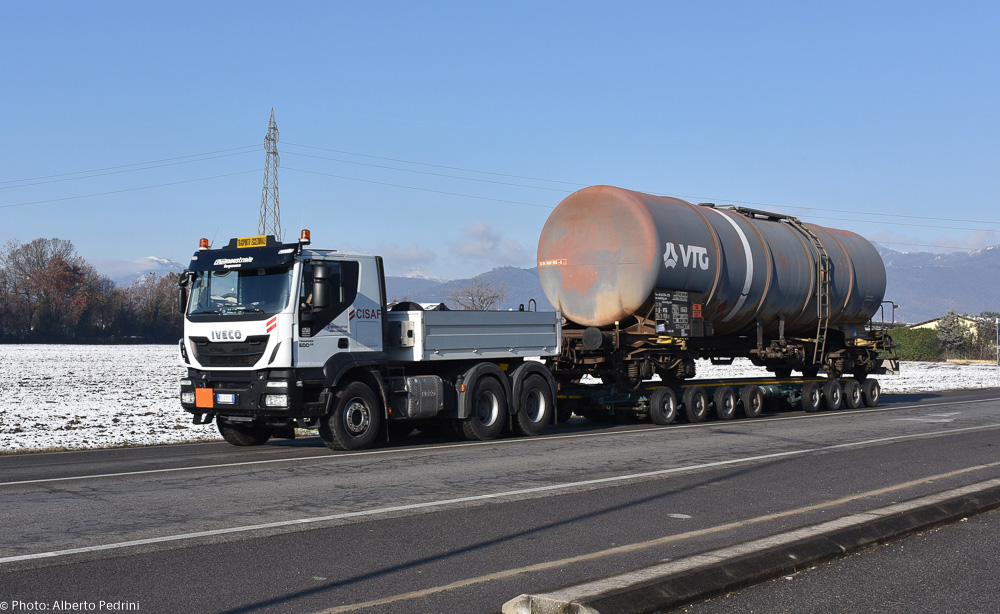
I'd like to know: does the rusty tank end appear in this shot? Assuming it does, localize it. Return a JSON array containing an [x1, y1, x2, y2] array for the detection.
[[537, 185, 886, 336]]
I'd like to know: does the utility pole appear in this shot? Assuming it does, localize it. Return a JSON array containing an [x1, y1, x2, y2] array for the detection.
[[258, 108, 281, 239]]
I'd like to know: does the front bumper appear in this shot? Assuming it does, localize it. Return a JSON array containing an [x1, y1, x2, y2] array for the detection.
[[179, 369, 320, 418]]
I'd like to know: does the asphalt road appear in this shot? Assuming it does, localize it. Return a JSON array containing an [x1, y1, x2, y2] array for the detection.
[[2, 388, 999, 613], [679, 507, 1000, 614]]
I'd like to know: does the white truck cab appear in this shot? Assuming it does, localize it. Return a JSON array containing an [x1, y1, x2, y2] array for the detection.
[[178, 231, 562, 451]]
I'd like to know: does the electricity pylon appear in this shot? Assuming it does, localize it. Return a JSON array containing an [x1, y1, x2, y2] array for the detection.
[[258, 108, 281, 239]]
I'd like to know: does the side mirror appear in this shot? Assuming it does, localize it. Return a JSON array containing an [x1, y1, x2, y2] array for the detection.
[[312, 263, 331, 309], [177, 272, 190, 313]]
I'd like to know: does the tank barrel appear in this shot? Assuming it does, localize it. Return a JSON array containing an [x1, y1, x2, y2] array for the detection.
[[536, 185, 886, 336]]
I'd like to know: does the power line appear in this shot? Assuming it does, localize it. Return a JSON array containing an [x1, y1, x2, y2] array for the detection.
[[0, 170, 260, 209], [284, 167, 553, 209], [0, 145, 258, 186], [0, 150, 259, 191], [283, 150, 570, 193], [876, 241, 993, 252], [285, 141, 1000, 229], [283, 142, 584, 187]]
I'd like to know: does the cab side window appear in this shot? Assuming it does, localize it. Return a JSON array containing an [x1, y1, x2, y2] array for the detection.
[[299, 260, 359, 335]]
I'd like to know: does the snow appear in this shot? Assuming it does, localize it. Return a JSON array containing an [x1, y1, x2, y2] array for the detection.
[[1, 346, 999, 454]]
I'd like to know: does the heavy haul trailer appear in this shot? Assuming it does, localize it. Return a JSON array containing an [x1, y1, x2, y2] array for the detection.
[[178, 232, 561, 451], [559, 373, 884, 427]]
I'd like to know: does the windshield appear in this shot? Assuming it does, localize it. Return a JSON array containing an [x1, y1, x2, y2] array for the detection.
[[187, 266, 294, 317]]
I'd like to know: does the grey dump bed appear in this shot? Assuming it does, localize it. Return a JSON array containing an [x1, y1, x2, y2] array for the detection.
[[386, 310, 562, 362]]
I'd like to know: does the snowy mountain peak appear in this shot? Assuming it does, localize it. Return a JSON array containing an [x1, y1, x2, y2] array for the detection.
[[402, 268, 448, 282]]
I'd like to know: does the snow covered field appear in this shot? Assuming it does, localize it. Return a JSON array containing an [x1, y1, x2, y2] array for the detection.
[[2, 345, 999, 454]]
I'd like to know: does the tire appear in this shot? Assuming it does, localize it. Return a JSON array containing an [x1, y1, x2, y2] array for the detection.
[[823, 380, 843, 411], [649, 387, 678, 425], [513, 375, 554, 436], [843, 379, 863, 409], [461, 377, 507, 441], [217, 419, 272, 446], [682, 386, 709, 423], [319, 382, 382, 451], [740, 386, 764, 418], [713, 386, 737, 420], [801, 381, 822, 412], [862, 378, 881, 407]]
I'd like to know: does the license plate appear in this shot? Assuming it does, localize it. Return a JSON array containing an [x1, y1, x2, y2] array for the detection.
[[216, 393, 236, 405]]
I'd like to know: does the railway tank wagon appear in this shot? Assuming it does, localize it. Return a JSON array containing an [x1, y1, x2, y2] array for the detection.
[[537, 185, 894, 389]]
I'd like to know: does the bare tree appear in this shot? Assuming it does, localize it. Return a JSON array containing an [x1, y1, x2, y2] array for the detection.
[[447, 276, 507, 310]]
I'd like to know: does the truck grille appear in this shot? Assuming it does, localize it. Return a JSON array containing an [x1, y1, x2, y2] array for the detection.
[[189, 336, 270, 368]]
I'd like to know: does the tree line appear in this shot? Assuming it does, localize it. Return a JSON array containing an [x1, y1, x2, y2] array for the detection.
[[0, 238, 182, 343], [890, 309, 999, 362]]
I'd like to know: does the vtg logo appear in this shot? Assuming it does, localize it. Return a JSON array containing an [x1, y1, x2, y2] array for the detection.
[[211, 329, 243, 340], [349, 308, 382, 321], [664, 242, 710, 271]]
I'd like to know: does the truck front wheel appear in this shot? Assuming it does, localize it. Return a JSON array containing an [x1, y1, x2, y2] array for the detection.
[[217, 419, 272, 446], [320, 382, 382, 451]]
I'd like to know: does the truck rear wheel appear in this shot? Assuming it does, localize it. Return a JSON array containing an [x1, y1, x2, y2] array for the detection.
[[217, 419, 272, 446], [843, 378, 863, 409], [649, 387, 678, 425], [740, 386, 764, 418], [713, 386, 737, 420], [513, 375, 553, 436], [862, 378, 881, 407], [320, 382, 382, 451], [461, 377, 507, 441], [801, 382, 822, 412], [823, 380, 843, 410], [682, 386, 709, 423]]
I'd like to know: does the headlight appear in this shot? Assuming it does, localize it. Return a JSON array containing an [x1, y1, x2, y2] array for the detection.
[[180, 378, 192, 386], [266, 381, 288, 388], [264, 394, 289, 407], [181, 391, 196, 405]]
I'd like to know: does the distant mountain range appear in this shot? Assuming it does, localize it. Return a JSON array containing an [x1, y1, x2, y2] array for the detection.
[[875, 243, 1000, 323], [93, 256, 186, 287], [385, 266, 549, 311], [100, 244, 1000, 324]]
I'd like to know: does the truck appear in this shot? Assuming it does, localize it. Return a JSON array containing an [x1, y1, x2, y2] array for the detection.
[[178, 185, 897, 450], [178, 231, 562, 450]]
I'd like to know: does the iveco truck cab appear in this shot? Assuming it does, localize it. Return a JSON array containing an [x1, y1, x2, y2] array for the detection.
[[178, 231, 562, 451]]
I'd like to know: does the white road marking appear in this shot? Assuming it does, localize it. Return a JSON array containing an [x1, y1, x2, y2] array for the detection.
[[2, 422, 999, 565], [2, 396, 998, 487]]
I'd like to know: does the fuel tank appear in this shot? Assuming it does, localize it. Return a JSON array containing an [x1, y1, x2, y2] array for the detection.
[[536, 185, 886, 335]]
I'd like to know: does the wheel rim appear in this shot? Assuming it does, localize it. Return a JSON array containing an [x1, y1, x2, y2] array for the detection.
[[525, 389, 546, 423], [724, 394, 735, 415], [343, 398, 371, 435], [810, 389, 820, 407], [477, 390, 500, 426]]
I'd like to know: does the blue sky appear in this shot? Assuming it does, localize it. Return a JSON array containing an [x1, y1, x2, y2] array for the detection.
[[2, 1, 998, 280]]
